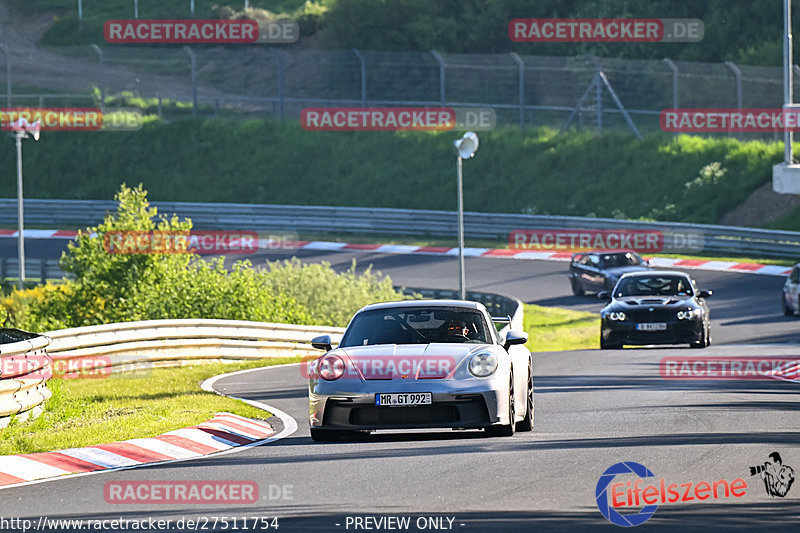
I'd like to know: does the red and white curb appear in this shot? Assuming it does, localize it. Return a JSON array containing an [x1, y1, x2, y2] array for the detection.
[[0, 364, 300, 490], [0, 413, 274, 488], [0, 230, 791, 277], [278, 240, 793, 277]]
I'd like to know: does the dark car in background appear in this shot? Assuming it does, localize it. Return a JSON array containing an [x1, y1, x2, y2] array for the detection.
[[568, 251, 650, 296], [782, 263, 800, 316], [599, 271, 712, 349]]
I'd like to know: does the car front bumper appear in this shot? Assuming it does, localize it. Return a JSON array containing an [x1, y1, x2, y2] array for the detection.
[[601, 319, 705, 345], [308, 377, 509, 431]]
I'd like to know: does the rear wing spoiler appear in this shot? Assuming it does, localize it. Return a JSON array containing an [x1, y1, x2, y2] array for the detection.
[[491, 315, 511, 325]]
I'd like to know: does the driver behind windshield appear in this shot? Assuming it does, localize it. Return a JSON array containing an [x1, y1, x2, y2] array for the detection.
[[444, 320, 470, 341]]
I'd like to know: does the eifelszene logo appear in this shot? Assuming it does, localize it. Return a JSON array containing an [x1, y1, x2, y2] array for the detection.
[[595, 461, 748, 527]]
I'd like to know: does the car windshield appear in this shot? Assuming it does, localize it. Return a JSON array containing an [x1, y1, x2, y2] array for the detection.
[[614, 275, 693, 297], [600, 252, 642, 268], [340, 307, 490, 347]]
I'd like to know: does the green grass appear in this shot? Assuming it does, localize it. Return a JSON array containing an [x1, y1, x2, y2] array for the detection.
[[0, 357, 299, 455], [0, 120, 787, 228], [523, 303, 599, 352]]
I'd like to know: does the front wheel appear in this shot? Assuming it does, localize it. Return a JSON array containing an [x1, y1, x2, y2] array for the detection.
[[486, 375, 515, 437], [600, 337, 622, 350], [310, 428, 345, 442], [571, 277, 584, 296], [516, 366, 534, 432], [691, 326, 710, 348], [783, 294, 793, 316]]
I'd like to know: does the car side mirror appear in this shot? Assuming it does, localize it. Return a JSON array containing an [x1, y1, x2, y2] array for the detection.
[[697, 290, 712, 298], [598, 291, 611, 300], [503, 330, 528, 350], [311, 335, 332, 351]]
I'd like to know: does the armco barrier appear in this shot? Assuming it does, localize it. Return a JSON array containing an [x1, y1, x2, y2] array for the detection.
[[0, 329, 52, 428], [45, 319, 346, 373], [1, 199, 799, 259], [41, 291, 523, 374]]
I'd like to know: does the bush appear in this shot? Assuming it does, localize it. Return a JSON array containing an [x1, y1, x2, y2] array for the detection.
[[1, 184, 405, 331], [260, 258, 404, 326]]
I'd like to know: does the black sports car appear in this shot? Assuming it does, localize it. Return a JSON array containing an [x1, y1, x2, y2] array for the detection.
[[599, 271, 712, 349], [568, 251, 650, 296]]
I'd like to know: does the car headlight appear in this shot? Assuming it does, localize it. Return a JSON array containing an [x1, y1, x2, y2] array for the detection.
[[677, 309, 701, 320], [318, 354, 346, 380], [468, 352, 498, 377], [607, 312, 626, 321]]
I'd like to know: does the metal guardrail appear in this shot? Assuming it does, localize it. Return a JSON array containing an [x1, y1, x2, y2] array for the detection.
[[45, 319, 346, 373], [1, 199, 799, 259], [0, 329, 52, 427], [29, 293, 523, 375], [0, 258, 71, 284]]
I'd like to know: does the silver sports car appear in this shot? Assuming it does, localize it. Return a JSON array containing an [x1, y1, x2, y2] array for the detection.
[[307, 300, 534, 441]]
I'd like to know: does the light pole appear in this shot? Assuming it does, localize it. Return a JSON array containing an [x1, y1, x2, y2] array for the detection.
[[453, 132, 479, 300], [10, 118, 40, 290], [784, 0, 794, 164]]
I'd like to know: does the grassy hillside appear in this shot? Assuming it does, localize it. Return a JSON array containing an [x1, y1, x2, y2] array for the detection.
[[0, 118, 785, 226], [10, 0, 797, 65], [11, 0, 324, 45]]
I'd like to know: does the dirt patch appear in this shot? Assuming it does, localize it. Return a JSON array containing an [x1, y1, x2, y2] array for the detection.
[[720, 180, 800, 227]]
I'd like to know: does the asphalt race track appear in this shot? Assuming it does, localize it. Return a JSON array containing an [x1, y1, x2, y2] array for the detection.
[[0, 241, 798, 531]]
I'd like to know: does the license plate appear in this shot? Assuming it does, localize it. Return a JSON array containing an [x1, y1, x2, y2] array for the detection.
[[636, 322, 667, 331], [375, 392, 432, 407]]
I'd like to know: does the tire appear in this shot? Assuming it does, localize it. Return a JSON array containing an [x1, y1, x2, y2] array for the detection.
[[600, 337, 622, 350], [783, 294, 792, 316], [310, 428, 344, 442], [516, 365, 534, 432], [486, 374, 515, 437], [691, 325, 709, 348], [571, 277, 584, 296]]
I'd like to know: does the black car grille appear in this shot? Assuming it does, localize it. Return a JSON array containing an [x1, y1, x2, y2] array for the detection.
[[351, 405, 460, 426], [625, 309, 675, 322], [323, 396, 491, 429]]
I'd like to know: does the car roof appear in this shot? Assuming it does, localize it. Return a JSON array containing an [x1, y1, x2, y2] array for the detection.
[[358, 299, 486, 313], [619, 270, 690, 279], [572, 250, 641, 257]]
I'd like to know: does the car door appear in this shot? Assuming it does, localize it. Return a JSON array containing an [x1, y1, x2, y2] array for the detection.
[[583, 254, 604, 291], [570, 253, 587, 290]]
